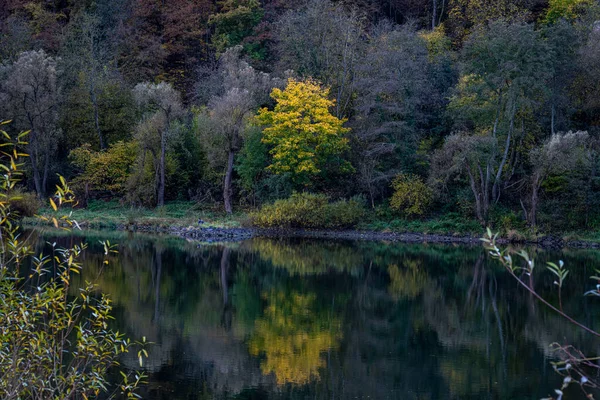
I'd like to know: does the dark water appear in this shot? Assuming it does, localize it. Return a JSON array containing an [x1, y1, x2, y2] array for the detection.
[[31, 229, 600, 399]]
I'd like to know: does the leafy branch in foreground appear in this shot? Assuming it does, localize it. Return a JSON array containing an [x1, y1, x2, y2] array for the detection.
[[482, 229, 600, 400], [0, 122, 149, 400]]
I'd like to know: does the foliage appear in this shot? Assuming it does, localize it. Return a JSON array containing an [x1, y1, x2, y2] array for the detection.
[[248, 288, 342, 385], [256, 78, 352, 186], [70, 141, 138, 198], [0, 50, 61, 196], [0, 123, 148, 399], [7, 187, 41, 217], [543, 0, 594, 24], [390, 173, 433, 217], [209, 0, 264, 55], [250, 192, 365, 229]]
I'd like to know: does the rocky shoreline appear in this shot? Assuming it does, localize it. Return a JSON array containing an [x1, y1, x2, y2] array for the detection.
[[114, 223, 600, 248]]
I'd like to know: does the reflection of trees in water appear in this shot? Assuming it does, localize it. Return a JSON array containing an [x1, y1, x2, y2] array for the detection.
[[29, 230, 600, 399], [248, 289, 343, 385], [388, 259, 429, 300], [247, 238, 365, 276]]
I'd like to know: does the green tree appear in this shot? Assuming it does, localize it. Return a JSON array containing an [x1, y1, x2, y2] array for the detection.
[[256, 78, 352, 187], [450, 20, 551, 204], [526, 131, 590, 227], [543, 0, 594, 24], [209, 0, 264, 56]]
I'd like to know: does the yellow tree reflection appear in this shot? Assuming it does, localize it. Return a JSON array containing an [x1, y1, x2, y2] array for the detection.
[[248, 289, 342, 385], [388, 260, 429, 300]]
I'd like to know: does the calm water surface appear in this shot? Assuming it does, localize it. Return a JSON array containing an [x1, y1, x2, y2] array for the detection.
[[33, 229, 600, 399]]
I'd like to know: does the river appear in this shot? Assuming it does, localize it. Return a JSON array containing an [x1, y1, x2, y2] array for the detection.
[[31, 229, 600, 399]]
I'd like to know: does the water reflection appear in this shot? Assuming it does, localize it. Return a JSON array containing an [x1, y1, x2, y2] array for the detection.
[[29, 229, 600, 399]]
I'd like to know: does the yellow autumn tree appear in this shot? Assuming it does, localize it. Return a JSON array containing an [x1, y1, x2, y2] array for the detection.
[[256, 78, 352, 186]]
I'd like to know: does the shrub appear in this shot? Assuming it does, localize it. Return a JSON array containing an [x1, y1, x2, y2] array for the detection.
[[251, 192, 365, 229], [0, 125, 148, 399], [69, 141, 138, 198], [390, 173, 432, 217], [7, 188, 41, 217]]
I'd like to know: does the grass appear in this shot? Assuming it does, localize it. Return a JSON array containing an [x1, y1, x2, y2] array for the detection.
[[359, 212, 483, 236], [24, 200, 247, 230], [24, 200, 600, 244]]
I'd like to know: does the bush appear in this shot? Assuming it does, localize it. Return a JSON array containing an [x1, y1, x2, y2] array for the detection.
[[8, 188, 41, 217], [390, 173, 432, 217], [251, 193, 365, 229], [70, 141, 138, 198]]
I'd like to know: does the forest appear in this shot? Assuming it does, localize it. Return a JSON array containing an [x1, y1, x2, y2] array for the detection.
[[1, 0, 600, 233]]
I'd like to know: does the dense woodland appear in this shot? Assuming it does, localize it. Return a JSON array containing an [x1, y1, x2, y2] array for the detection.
[[1, 0, 600, 231]]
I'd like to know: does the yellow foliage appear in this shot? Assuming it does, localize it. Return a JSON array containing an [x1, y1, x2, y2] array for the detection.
[[388, 260, 429, 300], [256, 78, 351, 185], [390, 173, 433, 217], [248, 289, 342, 385], [69, 141, 138, 196], [250, 192, 365, 229]]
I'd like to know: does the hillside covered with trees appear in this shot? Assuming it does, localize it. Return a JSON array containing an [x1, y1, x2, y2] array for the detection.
[[1, 0, 600, 233]]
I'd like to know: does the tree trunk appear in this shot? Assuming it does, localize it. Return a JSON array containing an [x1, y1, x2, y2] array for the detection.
[[529, 174, 541, 227], [432, 0, 437, 30], [157, 129, 166, 207], [42, 149, 50, 197], [467, 168, 485, 225], [31, 153, 43, 197], [224, 150, 235, 214], [551, 102, 556, 136], [90, 87, 105, 149], [493, 101, 516, 202]]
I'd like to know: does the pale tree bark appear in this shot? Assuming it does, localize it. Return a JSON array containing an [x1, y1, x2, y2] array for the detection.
[[157, 128, 166, 207], [223, 150, 235, 214]]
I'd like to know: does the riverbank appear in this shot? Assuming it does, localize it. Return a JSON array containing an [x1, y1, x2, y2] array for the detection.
[[22, 200, 600, 248]]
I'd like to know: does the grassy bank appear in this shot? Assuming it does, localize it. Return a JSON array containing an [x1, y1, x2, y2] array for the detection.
[[24, 200, 246, 230], [24, 200, 600, 244]]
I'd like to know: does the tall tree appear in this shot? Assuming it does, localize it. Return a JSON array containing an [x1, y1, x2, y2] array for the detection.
[[0, 50, 60, 196], [133, 82, 183, 207], [353, 23, 434, 207], [61, 12, 111, 149], [430, 133, 496, 225], [452, 20, 551, 203], [199, 47, 280, 213], [274, 0, 364, 118]]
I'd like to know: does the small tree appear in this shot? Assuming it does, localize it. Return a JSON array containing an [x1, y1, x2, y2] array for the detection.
[[133, 82, 183, 207], [0, 122, 148, 399], [256, 78, 352, 187], [430, 133, 496, 225], [527, 131, 590, 227], [390, 173, 433, 217]]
